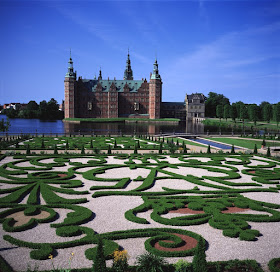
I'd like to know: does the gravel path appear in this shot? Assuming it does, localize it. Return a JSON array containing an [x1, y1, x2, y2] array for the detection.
[[0, 155, 279, 271]]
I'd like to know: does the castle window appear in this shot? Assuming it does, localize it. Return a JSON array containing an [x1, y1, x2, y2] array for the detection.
[[134, 102, 139, 111]]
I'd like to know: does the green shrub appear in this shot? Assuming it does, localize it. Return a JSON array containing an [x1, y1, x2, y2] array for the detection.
[[26, 144, 31, 155], [54, 144, 58, 155], [268, 257, 280, 272], [267, 147, 271, 157], [136, 252, 168, 272], [253, 144, 258, 154], [92, 238, 107, 272], [174, 259, 190, 272], [192, 236, 207, 272], [207, 145, 211, 154]]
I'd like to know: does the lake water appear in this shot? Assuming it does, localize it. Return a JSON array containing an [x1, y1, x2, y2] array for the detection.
[[0, 114, 261, 136]]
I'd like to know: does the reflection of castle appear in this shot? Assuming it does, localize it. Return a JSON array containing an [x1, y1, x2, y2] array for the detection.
[[64, 52, 205, 121], [64, 52, 162, 119]]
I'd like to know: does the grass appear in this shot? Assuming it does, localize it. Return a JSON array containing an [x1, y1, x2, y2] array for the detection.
[[169, 137, 207, 148], [207, 137, 280, 149], [203, 118, 280, 131]]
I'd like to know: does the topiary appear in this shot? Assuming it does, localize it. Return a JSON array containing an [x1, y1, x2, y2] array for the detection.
[[230, 145, 235, 154], [53, 144, 58, 155], [267, 147, 271, 157], [207, 145, 211, 154], [159, 143, 163, 154], [253, 144, 258, 154], [81, 145, 85, 155], [134, 145, 138, 154], [92, 238, 107, 272], [192, 236, 207, 272], [108, 145, 112, 154], [26, 144, 31, 155]]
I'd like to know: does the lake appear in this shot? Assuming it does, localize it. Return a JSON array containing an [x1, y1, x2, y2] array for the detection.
[[0, 114, 261, 136]]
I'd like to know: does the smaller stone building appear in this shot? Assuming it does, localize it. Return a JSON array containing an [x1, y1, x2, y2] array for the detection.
[[185, 93, 205, 121]]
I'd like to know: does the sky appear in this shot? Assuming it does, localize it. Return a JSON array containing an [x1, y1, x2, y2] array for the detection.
[[0, 0, 279, 105]]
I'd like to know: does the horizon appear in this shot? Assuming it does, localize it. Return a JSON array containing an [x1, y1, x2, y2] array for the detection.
[[0, 0, 279, 106]]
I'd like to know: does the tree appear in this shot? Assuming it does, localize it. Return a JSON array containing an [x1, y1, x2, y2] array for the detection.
[[231, 145, 235, 154], [26, 144, 31, 155], [192, 236, 207, 272], [230, 103, 238, 123], [107, 145, 111, 154], [93, 238, 107, 272], [207, 145, 211, 154], [253, 144, 258, 154], [134, 144, 138, 154], [54, 144, 58, 155], [240, 104, 248, 123], [263, 103, 273, 123], [259, 101, 270, 120], [205, 92, 230, 117], [273, 102, 280, 126], [47, 98, 60, 119], [267, 147, 271, 157], [38, 100, 48, 119], [159, 142, 163, 154], [223, 104, 231, 121], [216, 105, 223, 121], [0, 118, 10, 132], [248, 104, 259, 125]]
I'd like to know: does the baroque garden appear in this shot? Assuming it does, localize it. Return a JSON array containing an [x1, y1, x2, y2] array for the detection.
[[0, 135, 280, 271]]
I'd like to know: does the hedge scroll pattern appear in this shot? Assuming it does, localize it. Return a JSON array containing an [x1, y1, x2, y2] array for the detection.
[[0, 153, 280, 264]]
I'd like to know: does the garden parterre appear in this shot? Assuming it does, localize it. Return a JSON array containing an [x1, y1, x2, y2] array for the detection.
[[0, 153, 280, 271]]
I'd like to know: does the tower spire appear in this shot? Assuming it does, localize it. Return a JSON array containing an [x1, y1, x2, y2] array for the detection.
[[98, 67, 102, 80], [151, 57, 161, 80], [124, 49, 133, 80], [65, 50, 76, 78]]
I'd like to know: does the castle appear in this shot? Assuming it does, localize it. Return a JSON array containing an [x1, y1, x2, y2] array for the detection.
[[64, 52, 162, 119], [64, 52, 205, 121]]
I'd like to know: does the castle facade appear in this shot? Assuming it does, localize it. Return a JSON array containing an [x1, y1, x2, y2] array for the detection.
[[64, 52, 162, 119]]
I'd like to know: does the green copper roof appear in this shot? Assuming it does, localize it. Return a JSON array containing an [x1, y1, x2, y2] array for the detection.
[[82, 79, 145, 93]]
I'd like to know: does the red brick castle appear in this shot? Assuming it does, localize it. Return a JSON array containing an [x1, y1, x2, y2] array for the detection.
[[64, 51, 162, 119]]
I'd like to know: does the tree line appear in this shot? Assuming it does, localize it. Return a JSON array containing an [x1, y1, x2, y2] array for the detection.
[[2, 98, 64, 120], [205, 92, 280, 126]]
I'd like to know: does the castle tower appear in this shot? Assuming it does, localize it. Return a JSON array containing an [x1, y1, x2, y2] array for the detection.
[[123, 50, 133, 80], [98, 68, 102, 80], [64, 51, 76, 118], [149, 58, 162, 119]]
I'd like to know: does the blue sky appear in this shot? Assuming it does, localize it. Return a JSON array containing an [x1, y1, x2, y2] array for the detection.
[[0, 0, 279, 105]]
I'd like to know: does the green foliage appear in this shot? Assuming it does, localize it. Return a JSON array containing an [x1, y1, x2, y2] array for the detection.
[[0, 118, 10, 132], [92, 238, 107, 272], [253, 144, 258, 154], [81, 145, 85, 155], [136, 252, 168, 272], [192, 236, 207, 272], [268, 257, 280, 272], [267, 147, 271, 157], [207, 145, 211, 154], [174, 259, 190, 272], [54, 144, 58, 155], [230, 145, 235, 154]]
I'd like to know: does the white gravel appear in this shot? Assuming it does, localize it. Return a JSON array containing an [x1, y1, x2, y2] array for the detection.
[[0, 155, 279, 271]]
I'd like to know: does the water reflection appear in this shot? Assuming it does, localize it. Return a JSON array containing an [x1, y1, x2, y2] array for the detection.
[[1, 114, 276, 135]]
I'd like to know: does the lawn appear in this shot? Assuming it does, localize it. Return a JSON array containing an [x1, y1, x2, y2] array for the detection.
[[208, 137, 280, 149], [0, 152, 280, 271]]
